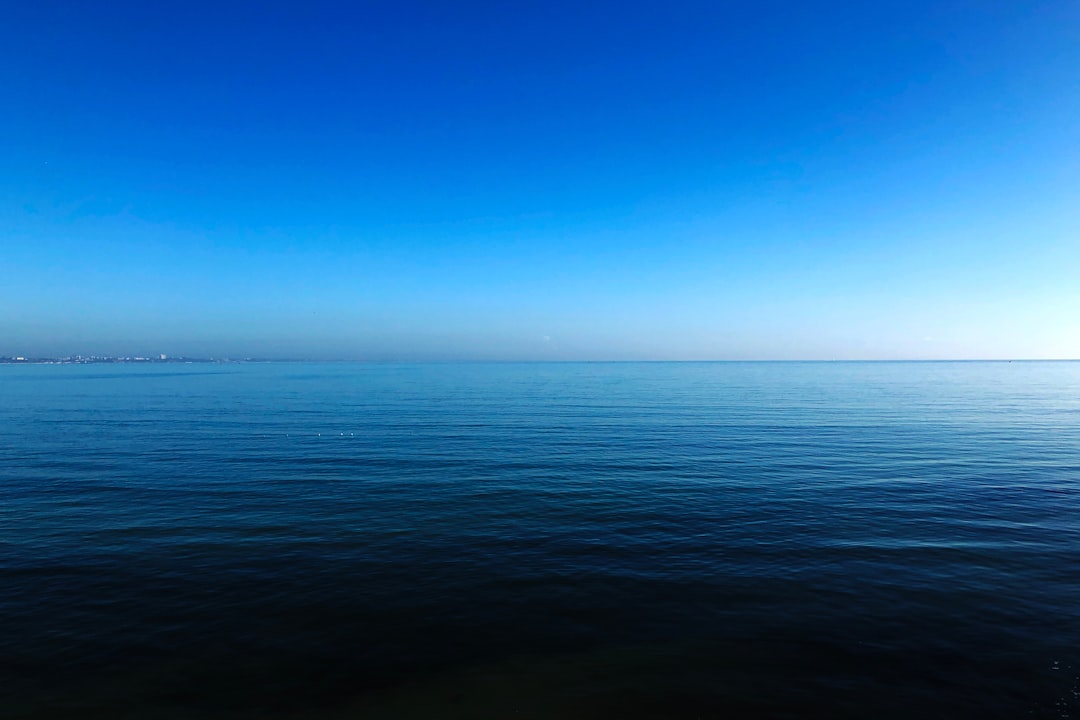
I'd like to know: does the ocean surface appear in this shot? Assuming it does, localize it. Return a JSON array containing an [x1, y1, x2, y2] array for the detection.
[[2, 361, 1079, 718]]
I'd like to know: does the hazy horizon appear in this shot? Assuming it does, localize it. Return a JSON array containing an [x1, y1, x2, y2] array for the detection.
[[4, 353, 1079, 363], [4, 1, 1078, 360]]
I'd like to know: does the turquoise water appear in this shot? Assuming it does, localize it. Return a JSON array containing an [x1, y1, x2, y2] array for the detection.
[[2, 361, 1079, 717]]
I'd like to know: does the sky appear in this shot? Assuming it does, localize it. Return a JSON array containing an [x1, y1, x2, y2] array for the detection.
[[2, 0, 1078, 360]]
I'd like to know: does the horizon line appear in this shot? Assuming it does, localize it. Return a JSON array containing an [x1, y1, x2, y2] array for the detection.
[[3, 356, 1078, 364]]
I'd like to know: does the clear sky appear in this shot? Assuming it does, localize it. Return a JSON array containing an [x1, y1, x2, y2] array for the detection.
[[3, 1, 1078, 360]]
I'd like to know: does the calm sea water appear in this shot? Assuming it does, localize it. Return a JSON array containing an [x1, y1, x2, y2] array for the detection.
[[2, 361, 1079, 718]]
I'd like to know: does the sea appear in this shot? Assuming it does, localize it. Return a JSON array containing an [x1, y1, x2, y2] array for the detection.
[[1, 361, 1078, 718]]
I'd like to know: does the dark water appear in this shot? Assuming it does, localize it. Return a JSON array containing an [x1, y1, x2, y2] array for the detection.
[[2, 361, 1079, 718]]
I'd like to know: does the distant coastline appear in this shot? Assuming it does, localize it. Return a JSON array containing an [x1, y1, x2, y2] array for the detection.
[[0, 355, 263, 365]]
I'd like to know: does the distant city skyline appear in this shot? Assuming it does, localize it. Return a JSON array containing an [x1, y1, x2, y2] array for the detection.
[[3, 1, 1078, 360]]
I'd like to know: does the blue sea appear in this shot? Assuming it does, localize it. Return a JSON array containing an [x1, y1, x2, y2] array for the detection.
[[2, 361, 1079, 718]]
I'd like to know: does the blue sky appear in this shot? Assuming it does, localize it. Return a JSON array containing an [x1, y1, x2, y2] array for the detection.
[[3, 0, 1078, 359]]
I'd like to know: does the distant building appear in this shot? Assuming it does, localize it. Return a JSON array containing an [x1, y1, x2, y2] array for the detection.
[[160, 354, 167, 360]]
